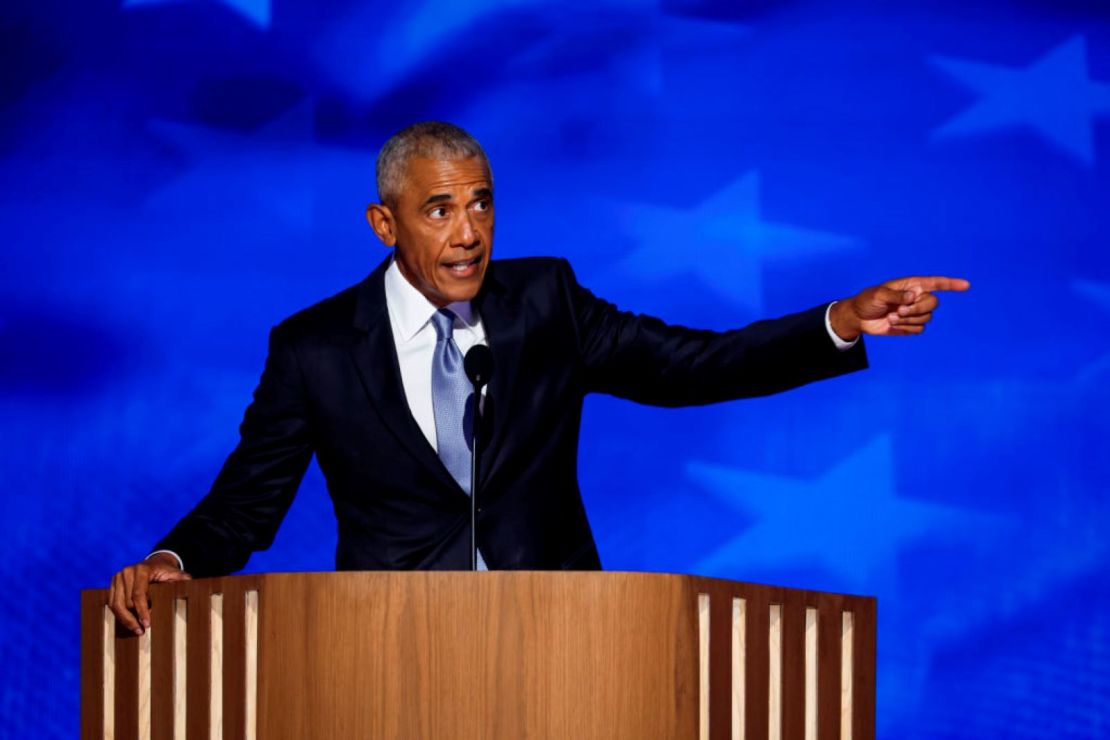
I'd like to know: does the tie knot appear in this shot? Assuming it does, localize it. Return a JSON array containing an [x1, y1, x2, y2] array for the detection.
[[430, 309, 456, 341]]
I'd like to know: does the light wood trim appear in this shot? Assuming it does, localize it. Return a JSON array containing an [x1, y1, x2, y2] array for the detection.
[[210, 594, 223, 740], [805, 607, 818, 740], [101, 605, 114, 740], [768, 604, 782, 740], [245, 590, 259, 740], [698, 593, 710, 740], [841, 611, 854, 740], [731, 598, 745, 740], [138, 628, 151, 740]]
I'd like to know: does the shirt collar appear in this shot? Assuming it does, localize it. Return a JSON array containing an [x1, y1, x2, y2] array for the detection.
[[383, 257, 479, 343]]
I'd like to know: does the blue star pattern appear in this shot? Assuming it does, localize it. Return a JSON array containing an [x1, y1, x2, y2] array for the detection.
[[124, 0, 271, 27], [619, 172, 862, 312], [1, 1, 1108, 737], [931, 36, 1110, 166], [686, 435, 979, 595], [1073, 278, 1110, 313], [1074, 278, 1110, 384]]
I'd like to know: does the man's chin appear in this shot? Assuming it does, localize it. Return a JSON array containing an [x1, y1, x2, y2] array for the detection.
[[436, 266, 486, 303]]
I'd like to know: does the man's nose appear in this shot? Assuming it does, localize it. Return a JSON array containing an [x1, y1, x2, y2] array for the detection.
[[453, 213, 480, 248]]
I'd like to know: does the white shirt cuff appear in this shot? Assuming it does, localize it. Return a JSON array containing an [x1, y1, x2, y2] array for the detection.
[[147, 549, 184, 571], [825, 301, 859, 351]]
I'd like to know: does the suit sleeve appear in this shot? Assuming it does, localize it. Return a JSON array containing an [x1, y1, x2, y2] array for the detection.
[[560, 259, 868, 406], [152, 325, 314, 577]]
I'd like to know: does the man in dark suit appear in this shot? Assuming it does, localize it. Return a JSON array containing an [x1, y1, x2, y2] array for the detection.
[[108, 122, 968, 635]]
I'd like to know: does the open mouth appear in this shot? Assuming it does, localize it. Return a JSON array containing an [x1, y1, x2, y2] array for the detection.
[[443, 255, 482, 276]]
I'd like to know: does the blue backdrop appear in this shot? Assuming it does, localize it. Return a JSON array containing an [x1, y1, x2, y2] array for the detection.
[[2, 0, 1108, 736]]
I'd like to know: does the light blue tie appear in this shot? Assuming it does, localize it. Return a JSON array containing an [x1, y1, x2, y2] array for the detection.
[[430, 309, 488, 570]]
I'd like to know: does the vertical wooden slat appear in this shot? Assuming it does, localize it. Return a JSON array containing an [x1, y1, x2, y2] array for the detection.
[[709, 591, 733, 740], [840, 612, 854, 740], [804, 608, 818, 740], [698, 593, 710, 740], [768, 604, 783, 740], [781, 596, 806, 740], [731, 598, 745, 740], [185, 585, 211, 740], [815, 597, 842, 740], [80, 592, 105, 740], [137, 628, 151, 740], [150, 588, 175, 740], [223, 585, 247, 740], [173, 598, 187, 740], [114, 625, 138, 740], [211, 593, 224, 740], [103, 607, 115, 740], [852, 601, 877, 740], [744, 590, 770, 740], [245, 590, 259, 740]]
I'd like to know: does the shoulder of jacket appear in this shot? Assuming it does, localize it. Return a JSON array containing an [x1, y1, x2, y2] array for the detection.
[[487, 256, 575, 288], [271, 279, 365, 341]]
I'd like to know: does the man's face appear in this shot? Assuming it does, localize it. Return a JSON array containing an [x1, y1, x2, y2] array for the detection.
[[369, 156, 494, 307]]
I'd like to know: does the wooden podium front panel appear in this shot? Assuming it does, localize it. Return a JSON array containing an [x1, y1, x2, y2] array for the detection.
[[256, 572, 699, 740], [82, 571, 875, 739]]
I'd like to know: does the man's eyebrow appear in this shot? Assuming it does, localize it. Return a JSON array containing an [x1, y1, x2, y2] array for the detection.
[[422, 193, 453, 206], [472, 187, 493, 199]]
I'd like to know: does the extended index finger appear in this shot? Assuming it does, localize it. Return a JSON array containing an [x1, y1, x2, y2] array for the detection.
[[905, 276, 971, 293]]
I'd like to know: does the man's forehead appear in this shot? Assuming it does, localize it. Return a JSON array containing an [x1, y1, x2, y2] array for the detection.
[[404, 156, 490, 185]]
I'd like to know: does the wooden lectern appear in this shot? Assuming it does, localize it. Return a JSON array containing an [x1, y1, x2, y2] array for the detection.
[[81, 572, 875, 739]]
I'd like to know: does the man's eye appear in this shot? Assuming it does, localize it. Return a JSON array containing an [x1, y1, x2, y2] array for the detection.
[[473, 200, 491, 212], [430, 207, 448, 218]]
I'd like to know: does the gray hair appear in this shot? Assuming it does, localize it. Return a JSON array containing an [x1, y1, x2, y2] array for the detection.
[[375, 121, 490, 207]]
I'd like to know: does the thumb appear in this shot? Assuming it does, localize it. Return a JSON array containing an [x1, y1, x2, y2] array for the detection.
[[152, 569, 192, 583]]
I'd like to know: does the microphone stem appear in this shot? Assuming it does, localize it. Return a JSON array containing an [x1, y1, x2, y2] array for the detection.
[[470, 391, 480, 571]]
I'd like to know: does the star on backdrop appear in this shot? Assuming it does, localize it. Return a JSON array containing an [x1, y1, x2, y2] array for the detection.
[[123, 0, 270, 27], [1074, 278, 1110, 384], [685, 435, 969, 595], [931, 35, 1110, 166], [1074, 278, 1110, 313], [314, 3, 747, 107], [620, 171, 862, 313], [507, 9, 749, 97], [144, 102, 364, 233], [124, 0, 270, 27]]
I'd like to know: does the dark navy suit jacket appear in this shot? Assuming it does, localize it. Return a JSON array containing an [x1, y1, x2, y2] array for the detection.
[[155, 257, 868, 576]]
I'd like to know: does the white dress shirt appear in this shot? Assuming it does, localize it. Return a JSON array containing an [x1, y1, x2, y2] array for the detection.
[[383, 258, 488, 449]]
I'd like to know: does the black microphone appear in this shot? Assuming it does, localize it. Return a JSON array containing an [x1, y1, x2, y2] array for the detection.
[[464, 344, 494, 389], [463, 345, 494, 571]]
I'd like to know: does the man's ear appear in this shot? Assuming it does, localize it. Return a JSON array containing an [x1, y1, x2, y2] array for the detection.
[[366, 204, 397, 247]]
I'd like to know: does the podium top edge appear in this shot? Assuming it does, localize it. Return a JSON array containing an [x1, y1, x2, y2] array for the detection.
[[81, 570, 876, 602]]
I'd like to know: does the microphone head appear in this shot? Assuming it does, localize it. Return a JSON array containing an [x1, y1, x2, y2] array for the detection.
[[464, 344, 494, 389]]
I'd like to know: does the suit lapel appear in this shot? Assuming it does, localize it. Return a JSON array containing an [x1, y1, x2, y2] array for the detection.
[[474, 268, 527, 490], [349, 258, 461, 493]]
